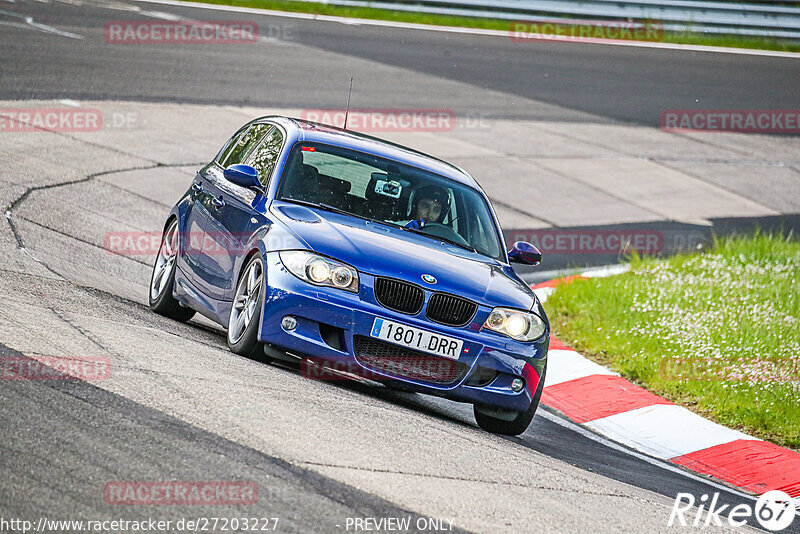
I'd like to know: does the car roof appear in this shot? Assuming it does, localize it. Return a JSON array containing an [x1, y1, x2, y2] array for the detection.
[[255, 116, 480, 189]]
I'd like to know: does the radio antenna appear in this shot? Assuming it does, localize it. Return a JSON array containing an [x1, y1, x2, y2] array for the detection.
[[343, 76, 353, 130]]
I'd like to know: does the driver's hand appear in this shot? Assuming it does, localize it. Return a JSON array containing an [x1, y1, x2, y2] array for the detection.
[[405, 218, 426, 230]]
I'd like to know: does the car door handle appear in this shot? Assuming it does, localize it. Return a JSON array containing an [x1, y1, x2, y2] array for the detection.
[[192, 181, 203, 192], [212, 196, 225, 210]]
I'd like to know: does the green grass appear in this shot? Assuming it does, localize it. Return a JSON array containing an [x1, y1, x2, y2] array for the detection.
[[544, 233, 800, 450], [179, 0, 800, 52]]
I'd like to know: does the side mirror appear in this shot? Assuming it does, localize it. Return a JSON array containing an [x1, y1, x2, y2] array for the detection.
[[224, 164, 261, 190], [508, 241, 542, 266]]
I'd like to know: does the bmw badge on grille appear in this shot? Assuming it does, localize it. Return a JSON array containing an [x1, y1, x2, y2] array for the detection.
[[421, 274, 437, 284]]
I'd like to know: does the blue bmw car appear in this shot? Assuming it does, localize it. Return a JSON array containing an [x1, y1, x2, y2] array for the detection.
[[149, 116, 549, 435]]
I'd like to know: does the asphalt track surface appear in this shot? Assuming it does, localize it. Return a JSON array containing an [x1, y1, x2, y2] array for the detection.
[[1, 0, 799, 532], [1, 0, 799, 126]]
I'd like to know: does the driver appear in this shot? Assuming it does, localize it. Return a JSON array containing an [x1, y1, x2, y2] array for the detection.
[[404, 185, 449, 230]]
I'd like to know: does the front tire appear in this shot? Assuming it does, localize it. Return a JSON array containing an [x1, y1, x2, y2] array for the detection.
[[474, 367, 546, 436], [149, 219, 195, 322], [227, 254, 265, 359]]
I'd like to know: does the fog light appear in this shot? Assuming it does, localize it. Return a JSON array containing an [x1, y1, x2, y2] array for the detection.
[[281, 315, 297, 331], [511, 377, 525, 393]]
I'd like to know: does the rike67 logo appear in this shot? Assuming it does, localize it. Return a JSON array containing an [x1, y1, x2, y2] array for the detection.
[[669, 491, 796, 531]]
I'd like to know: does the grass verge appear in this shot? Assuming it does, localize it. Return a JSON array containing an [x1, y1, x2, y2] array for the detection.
[[543, 233, 800, 450], [178, 0, 800, 52]]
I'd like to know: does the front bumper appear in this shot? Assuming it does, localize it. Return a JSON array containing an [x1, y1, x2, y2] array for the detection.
[[258, 252, 548, 412]]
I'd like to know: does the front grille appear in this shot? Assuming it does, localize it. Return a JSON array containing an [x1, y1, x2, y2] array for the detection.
[[354, 336, 469, 385], [426, 293, 478, 327], [374, 277, 424, 315]]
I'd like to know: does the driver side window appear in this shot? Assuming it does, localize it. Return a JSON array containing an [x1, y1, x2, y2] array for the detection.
[[244, 127, 284, 186], [217, 123, 272, 168]]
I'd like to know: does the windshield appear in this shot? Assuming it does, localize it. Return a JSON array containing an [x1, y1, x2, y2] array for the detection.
[[276, 142, 505, 261]]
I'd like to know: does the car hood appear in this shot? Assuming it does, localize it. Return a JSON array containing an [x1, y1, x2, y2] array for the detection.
[[270, 201, 534, 310]]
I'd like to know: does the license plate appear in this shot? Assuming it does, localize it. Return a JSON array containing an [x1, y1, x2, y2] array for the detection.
[[370, 318, 463, 360]]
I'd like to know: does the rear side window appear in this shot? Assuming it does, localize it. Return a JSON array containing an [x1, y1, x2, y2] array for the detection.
[[217, 123, 272, 168], [244, 127, 284, 186]]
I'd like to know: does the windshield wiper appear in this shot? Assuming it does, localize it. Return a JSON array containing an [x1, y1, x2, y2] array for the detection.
[[281, 198, 350, 216], [280, 198, 396, 229], [280, 199, 478, 253], [400, 226, 478, 254]]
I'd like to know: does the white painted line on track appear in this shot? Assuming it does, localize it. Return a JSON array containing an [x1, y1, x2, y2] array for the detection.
[[584, 404, 760, 460], [0, 8, 83, 38], [133, 0, 800, 58], [537, 408, 759, 502], [130, 6, 295, 45], [532, 286, 555, 303], [140, 9, 184, 19], [545, 349, 618, 387], [581, 264, 631, 278]]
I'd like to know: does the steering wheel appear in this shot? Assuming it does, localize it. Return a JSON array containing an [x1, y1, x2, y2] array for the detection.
[[421, 222, 470, 247]]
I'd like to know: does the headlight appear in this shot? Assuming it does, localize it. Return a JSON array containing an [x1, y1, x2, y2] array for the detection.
[[483, 307, 546, 341], [279, 251, 359, 293]]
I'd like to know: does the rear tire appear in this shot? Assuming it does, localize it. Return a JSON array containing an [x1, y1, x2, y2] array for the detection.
[[149, 218, 195, 322], [227, 254, 265, 359], [474, 367, 546, 436]]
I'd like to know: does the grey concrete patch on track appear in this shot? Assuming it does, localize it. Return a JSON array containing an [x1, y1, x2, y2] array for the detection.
[[0, 99, 789, 532], [96, 165, 199, 211], [660, 161, 800, 215], [529, 157, 776, 223]]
